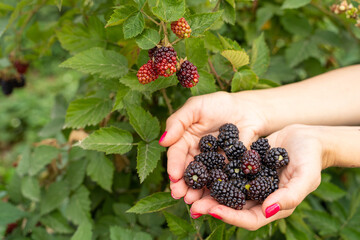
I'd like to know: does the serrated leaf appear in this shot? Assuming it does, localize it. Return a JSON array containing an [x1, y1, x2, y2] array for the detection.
[[40, 211, 74, 234], [65, 98, 113, 129], [127, 192, 178, 214], [71, 222, 92, 240], [204, 31, 223, 53], [218, 34, 242, 51], [60, 47, 128, 79], [220, 1, 235, 25], [187, 11, 223, 37], [312, 182, 346, 202], [86, 152, 114, 192], [65, 158, 88, 191], [137, 141, 165, 183], [65, 186, 91, 225], [0, 202, 26, 225], [340, 227, 360, 240], [250, 33, 270, 77], [78, 127, 133, 155], [105, 5, 138, 28], [120, 73, 178, 93], [280, 13, 312, 36], [21, 176, 40, 202], [16, 145, 31, 176], [163, 212, 195, 237], [349, 189, 360, 220], [185, 38, 207, 68], [285, 39, 321, 68], [285, 224, 308, 240], [123, 12, 144, 39], [136, 28, 160, 49], [29, 145, 59, 176], [191, 70, 216, 96], [126, 105, 160, 142], [282, 0, 311, 9], [254, 78, 280, 89], [110, 226, 152, 240], [113, 85, 130, 111], [206, 224, 225, 240], [221, 50, 249, 70], [231, 69, 258, 92], [152, 0, 185, 22], [41, 180, 70, 215], [303, 210, 341, 235]]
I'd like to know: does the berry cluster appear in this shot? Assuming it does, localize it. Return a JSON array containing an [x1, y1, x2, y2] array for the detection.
[[0, 74, 26, 96], [331, 1, 360, 27], [184, 123, 290, 210]]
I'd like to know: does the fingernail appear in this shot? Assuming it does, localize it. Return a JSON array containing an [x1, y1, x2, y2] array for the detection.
[[184, 198, 192, 205], [169, 175, 179, 183], [159, 131, 167, 143], [209, 213, 222, 220], [265, 203, 280, 218], [191, 213, 202, 219], [171, 192, 180, 200]]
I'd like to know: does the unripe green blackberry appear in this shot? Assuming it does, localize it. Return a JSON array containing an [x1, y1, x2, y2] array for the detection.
[[184, 161, 208, 189], [210, 181, 246, 210], [224, 160, 245, 180], [264, 147, 290, 169], [199, 135, 218, 152], [224, 138, 247, 161], [217, 123, 239, 149], [250, 138, 270, 160], [153, 47, 177, 77], [207, 169, 228, 189], [194, 152, 225, 170], [241, 150, 261, 175]]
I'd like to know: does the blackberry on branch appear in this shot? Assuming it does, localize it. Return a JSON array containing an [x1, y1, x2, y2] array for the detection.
[[194, 152, 225, 170], [264, 147, 290, 169], [13, 75, 26, 88], [241, 150, 261, 175], [148, 46, 157, 59], [224, 138, 247, 160], [207, 169, 228, 189], [184, 161, 208, 189], [224, 159, 245, 180], [176, 60, 199, 88], [153, 47, 177, 77], [250, 138, 270, 160], [245, 175, 278, 202], [210, 181, 246, 210], [171, 17, 191, 38], [199, 135, 218, 152], [217, 123, 239, 149], [137, 60, 159, 84], [1, 80, 14, 96]]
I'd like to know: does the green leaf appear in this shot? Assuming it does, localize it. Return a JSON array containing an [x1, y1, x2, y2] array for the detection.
[[123, 12, 145, 39], [56, 0, 62, 11], [303, 210, 341, 235], [250, 33, 270, 77], [21, 176, 40, 202], [71, 222, 92, 240], [127, 192, 178, 214], [126, 105, 160, 142], [110, 226, 152, 240], [280, 13, 312, 36], [60, 47, 128, 79], [65, 98, 113, 129], [151, 0, 185, 22], [185, 38, 207, 68], [40, 211, 74, 234], [65, 158, 88, 191], [0, 202, 26, 225], [113, 85, 130, 111], [218, 34, 243, 51], [65, 186, 91, 225], [105, 5, 138, 28], [16, 146, 31, 176], [187, 12, 223, 37], [285, 223, 309, 240], [231, 69, 258, 92], [206, 224, 225, 240], [255, 79, 280, 89], [78, 127, 133, 155], [285, 39, 321, 67], [282, 0, 311, 9], [221, 50, 249, 69], [163, 212, 195, 237], [29, 145, 59, 176], [312, 182, 346, 202], [120, 73, 178, 93], [349, 189, 360, 220], [204, 31, 223, 53], [135, 28, 160, 49], [340, 227, 360, 240], [220, 1, 235, 25], [191, 70, 216, 96], [41, 181, 70, 215], [86, 153, 114, 192], [0, 3, 14, 11], [137, 141, 165, 183]]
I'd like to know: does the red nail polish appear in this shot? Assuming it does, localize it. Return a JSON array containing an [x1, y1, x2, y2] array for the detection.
[[191, 213, 202, 219], [265, 203, 280, 218], [209, 213, 222, 220], [169, 175, 179, 183], [159, 131, 167, 143], [171, 192, 180, 200]]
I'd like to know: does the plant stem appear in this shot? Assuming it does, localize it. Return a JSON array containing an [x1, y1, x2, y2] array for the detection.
[[161, 89, 174, 115], [161, 21, 170, 46], [141, 9, 160, 25], [208, 59, 225, 90], [171, 38, 182, 45], [212, 0, 221, 12]]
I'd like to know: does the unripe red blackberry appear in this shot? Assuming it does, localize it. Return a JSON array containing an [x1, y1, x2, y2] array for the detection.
[[241, 150, 261, 175], [137, 60, 159, 84], [171, 17, 191, 38], [153, 47, 177, 77], [13, 60, 29, 74], [176, 60, 199, 88]]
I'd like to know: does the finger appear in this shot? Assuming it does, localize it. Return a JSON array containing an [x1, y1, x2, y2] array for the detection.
[[238, 128, 258, 148], [167, 139, 192, 181], [190, 195, 219, 215], [184, 188, 204, 205], [170, 180, 187, 199], [160, 97, 201, 147]]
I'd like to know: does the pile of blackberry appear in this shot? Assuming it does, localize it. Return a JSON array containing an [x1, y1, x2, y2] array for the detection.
[[184, 123, 290, 210]]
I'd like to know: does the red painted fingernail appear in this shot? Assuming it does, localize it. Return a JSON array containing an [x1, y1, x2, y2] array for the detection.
[[209, 213, 222, 220], [171, 192, 180, 200], [159, 131, 167, 143], [169, 175, 179, 183], [265, 203, 280, 218], [191, 213, 202, 219]]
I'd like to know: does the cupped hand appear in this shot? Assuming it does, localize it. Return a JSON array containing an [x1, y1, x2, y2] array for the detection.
[[189, 124, 324, 230], [159, 91, 269, 204]]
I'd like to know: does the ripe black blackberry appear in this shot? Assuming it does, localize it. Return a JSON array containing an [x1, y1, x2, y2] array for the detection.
[[224, 159, 245, 179], [176, 60, 199, 88], [223, 138, 247, 160], [207, 169, 228, 189], [250, 138, 270, 160], [194, 152, 225, 170], [13, 75, 26, 88], [199, 135, 218, 152], [153, 47, 177, 77], [245, 175, 278, 202], [230, 178, 248, 193], [264, 147, 290, 169], [148, 46, 157, 59], [184, 161, 208, 189], [1, 80, 13, 95], [210, 181, 246, 210], [137, 60, 159, 84], [241, 150, 261, 175], [217, 123, 239, 149]]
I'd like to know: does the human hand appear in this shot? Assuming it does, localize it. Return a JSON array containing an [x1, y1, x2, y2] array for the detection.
[[189, 124, 323, 230], [159, 91, 269, 204]]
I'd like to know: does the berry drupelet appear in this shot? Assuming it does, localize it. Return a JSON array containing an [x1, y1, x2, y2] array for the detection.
[[241, 150, 261, 175], [184, 161, 208, 189], [207, 169, 228, 189], [137, 60, 159, 84], [211, 181, 246, 210], [171, 17, 191, 38], [176, 60, 199, 88], [153, 47, 177, 77], [194, 152, 225, 170], [264, 147, 290, 169], [217, 123, 239, 149], [224, 159, 245, 180]]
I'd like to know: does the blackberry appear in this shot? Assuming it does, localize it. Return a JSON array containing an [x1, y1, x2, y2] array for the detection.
[[148, 46, 157, 59], [13, 60, 29, 74], [217, 123, 239, 149], [199, 135, 218, 152], [245, 175, 278, 202], [176, 60, 199, 88], [207, 169, 228, 189], [137, 60, 159, 84], [264, 147, 290, 169], [184, 161, 208, 189], [153, 47, 177, 77], [194, 152, 225, 170], [230, 178, 248, 193], [13, 75, 26, 88], [224, 138, 247, 160], [224, 160, 245, 179], [210, 181, 246, 210], [250, 138, 270, 160], [171, 17, 191, 38], [1, 80, 14, 95], [241, 150, 261, 175]]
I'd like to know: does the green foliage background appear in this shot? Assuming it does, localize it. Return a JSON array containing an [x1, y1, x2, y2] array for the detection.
[[1, 0, 360, 239]]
